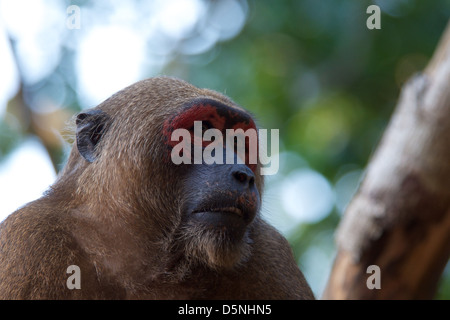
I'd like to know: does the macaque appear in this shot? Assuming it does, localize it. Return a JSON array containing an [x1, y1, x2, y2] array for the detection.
[[0, 77, 314, 299]]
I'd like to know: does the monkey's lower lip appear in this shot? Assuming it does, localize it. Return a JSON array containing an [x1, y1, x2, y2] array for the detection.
[[209, 207, 243, 216], [192, 207, 243, 217], [191, 210, 249, 232], [191, 204, 256, 226]]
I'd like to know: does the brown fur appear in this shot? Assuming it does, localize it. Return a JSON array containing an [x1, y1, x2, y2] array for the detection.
[[0, 77, 314, 299]]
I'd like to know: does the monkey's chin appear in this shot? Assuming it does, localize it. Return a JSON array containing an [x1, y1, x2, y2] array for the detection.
[[183, 211, 253, 270], [193, 211, 249, 236]]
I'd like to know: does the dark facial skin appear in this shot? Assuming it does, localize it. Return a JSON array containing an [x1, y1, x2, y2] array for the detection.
[[183, 155, 260, 245], [163, 98, 260, 266]]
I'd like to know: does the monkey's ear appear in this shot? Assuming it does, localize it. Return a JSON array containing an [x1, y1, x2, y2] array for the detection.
[[76, 109, 109, 162]]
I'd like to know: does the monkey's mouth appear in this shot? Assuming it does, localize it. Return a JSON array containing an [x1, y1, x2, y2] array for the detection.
[[200, 207, 243, 216], [191, 204, 255, 227]]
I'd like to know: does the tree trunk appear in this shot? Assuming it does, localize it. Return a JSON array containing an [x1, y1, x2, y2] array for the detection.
[[322, 21, 450, 299]]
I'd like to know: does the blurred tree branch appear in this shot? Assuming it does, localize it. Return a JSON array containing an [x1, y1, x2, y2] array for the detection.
[[6, 37, 65, 173], [323, 20, 450, 299]]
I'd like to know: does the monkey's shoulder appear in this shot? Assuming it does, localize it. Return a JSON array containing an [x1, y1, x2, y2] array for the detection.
[[0, 199, 76, 253], [234, 220, 315, 299], [248, 220, 297, 263], [0, 200, 92, 299]]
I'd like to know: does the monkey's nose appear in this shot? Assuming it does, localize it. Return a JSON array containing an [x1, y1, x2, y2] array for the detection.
[[232, 166, 255, 189]]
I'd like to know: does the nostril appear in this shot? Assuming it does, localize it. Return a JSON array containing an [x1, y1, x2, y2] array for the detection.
[[233, 171, 248, 183], [232, 168, 255, 188]]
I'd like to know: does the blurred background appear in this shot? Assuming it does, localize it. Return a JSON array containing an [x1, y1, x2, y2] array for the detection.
[[0, 0, 449, 298]]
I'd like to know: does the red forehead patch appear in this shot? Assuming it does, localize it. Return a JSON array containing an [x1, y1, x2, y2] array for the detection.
[[162, 98, 258, 172]]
